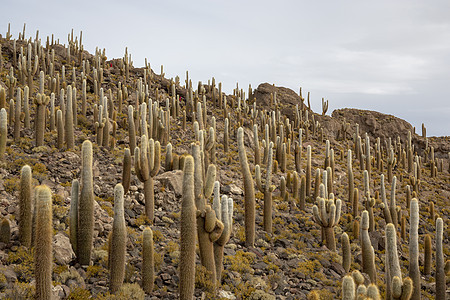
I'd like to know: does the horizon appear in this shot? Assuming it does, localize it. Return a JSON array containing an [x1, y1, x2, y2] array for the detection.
[[2, 0, 449, 136]]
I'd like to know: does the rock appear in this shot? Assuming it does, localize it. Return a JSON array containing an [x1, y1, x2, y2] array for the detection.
[[53, 233, 75, 265], [156, 170, 183, 196], [218, 290, 236, 300], [222, 184, 243, 195], [52, 285, 65, 299]]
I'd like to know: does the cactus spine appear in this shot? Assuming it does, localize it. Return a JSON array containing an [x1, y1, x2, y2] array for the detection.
[[142, 227, 154, 294], [237, 127, 255, 247], [179, 155, 196, 300], [19, 165, 32, 248], [109, 184, 127, 293], [135, 135, 160, 222], [77, 140, 94, 265], [34, 185, 53, 300]]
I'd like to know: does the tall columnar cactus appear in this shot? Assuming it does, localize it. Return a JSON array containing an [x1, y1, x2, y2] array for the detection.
[[435, 218, 445, 300], [78, 140, 94, 265], [69, 179, 79, 254], [142, 227, 154, 294], [312, 197, 342, 251], [56, 110, 64, 149], [19, 165, 32, 248], [385, 223, 413, 300], [255, 141, 274, 233], [389, 176, 398, 228], [34, 185, 53, 300], [122, 148, 131, 194], [361, 210, 377, 283], [128, 105, 136, 153], [109, 184, 127, 293], [408, 198, 420, 300], [34, 93, 50, 147], [341, 232, 351, 273], [179, 155, 196, 300], [253, 124, 261, 166], [65, 85, 75, 149], [213, 192, 233, 284], [0, 219, 10, 244], [387, 148, 396, 183], [237, 127, 255, 247], [14, 87, 21, 141], [299, 175, 306, 211], [306, 145, 311, 197], [423, 234, 431, 276], [135, 135, 160, 222], [347, 150, 354, 217], [0, 108, 6, 159]]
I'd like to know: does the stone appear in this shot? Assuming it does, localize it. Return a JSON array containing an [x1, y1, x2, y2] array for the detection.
[[156, 170, 183, 196], [53, 233, 75, 265]]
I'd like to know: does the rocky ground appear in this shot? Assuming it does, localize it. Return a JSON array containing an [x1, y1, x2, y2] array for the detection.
[[0, 33, 448, 300]]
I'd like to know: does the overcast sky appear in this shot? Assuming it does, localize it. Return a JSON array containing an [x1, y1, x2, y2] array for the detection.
[[3, 0, 450, 136]]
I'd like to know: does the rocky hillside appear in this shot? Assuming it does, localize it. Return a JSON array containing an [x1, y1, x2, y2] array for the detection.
[[0, 27, 448, 300]]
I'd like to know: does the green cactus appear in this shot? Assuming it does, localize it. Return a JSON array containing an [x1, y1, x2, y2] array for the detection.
[[122, 148, 131, 194], [179, 155, 196, 300], [34, 185, 53, 300], [142, 227, 154, 294], [312, 197, 342, 251], [341, 232, 351, 273], [34, 93, 50, 147], [408, 198, 420, 300], [77, 140, 94, 266], [109, 184, 127, 293], [237, 127, 255, 247], [19, 165, 32, 248], [256, 141, 274, 233], [135, 135, 160, 222], [69, 179, 79, 254], [361, 210, 377, 283]]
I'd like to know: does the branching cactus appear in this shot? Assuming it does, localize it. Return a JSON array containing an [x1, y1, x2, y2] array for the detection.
[[34, 185, 53, 300], [312, 197, 342, 251], [213, 191, 233, 284], [237, 127, 255, 247], [256, 141, 274, 233], [109, 184, 127, 293], [135, 136, 161, 223], [385, 223, 413, 300], [0, 108, 6, 159], [19, 165, 32, 248], [34, 93, 50, 147], [179, 155, 196, 300], [78, 140, 94, 266], [361, 211, 377, 283]]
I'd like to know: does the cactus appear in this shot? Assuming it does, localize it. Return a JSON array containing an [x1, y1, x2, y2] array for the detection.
[[135, 136, 160, 222], [408, 199, 420, 300], [34, 185, 53, 300], [423, 234, 431, 276], [237, 127, 255, 247], [65, 85, 75, 149], [361, 210, 377, 283], [312, 197, 341, 251], [306, 145, 311, 197], [299, 175, 306, 211], [165, 143, 173, 171], [385, 223, 413, 300], [69, 179, 79, 254], [122, 148, 131, 194], [342, 275, 355, 300], [34, 93, 50, 147], [253, 124, 261, 166], [19, 165, 32, 248], [128, 105, 136, 153], [0, 218, 10, 244], [213, 192, 233, 283], [389, 176, 398, 228], [341, 232, 351, 273], [435, 218, 445, 300], [142, 227, 154, 294], [179, 155, 196, 300], [0, 108, 6, 159], [14, 87, 21, 141], [77, 140, 94, 265], [255, 141, 274, 233], [347, 150, 355, 217], [109, 184, 127, 293], [57, 110, 64, 149]]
